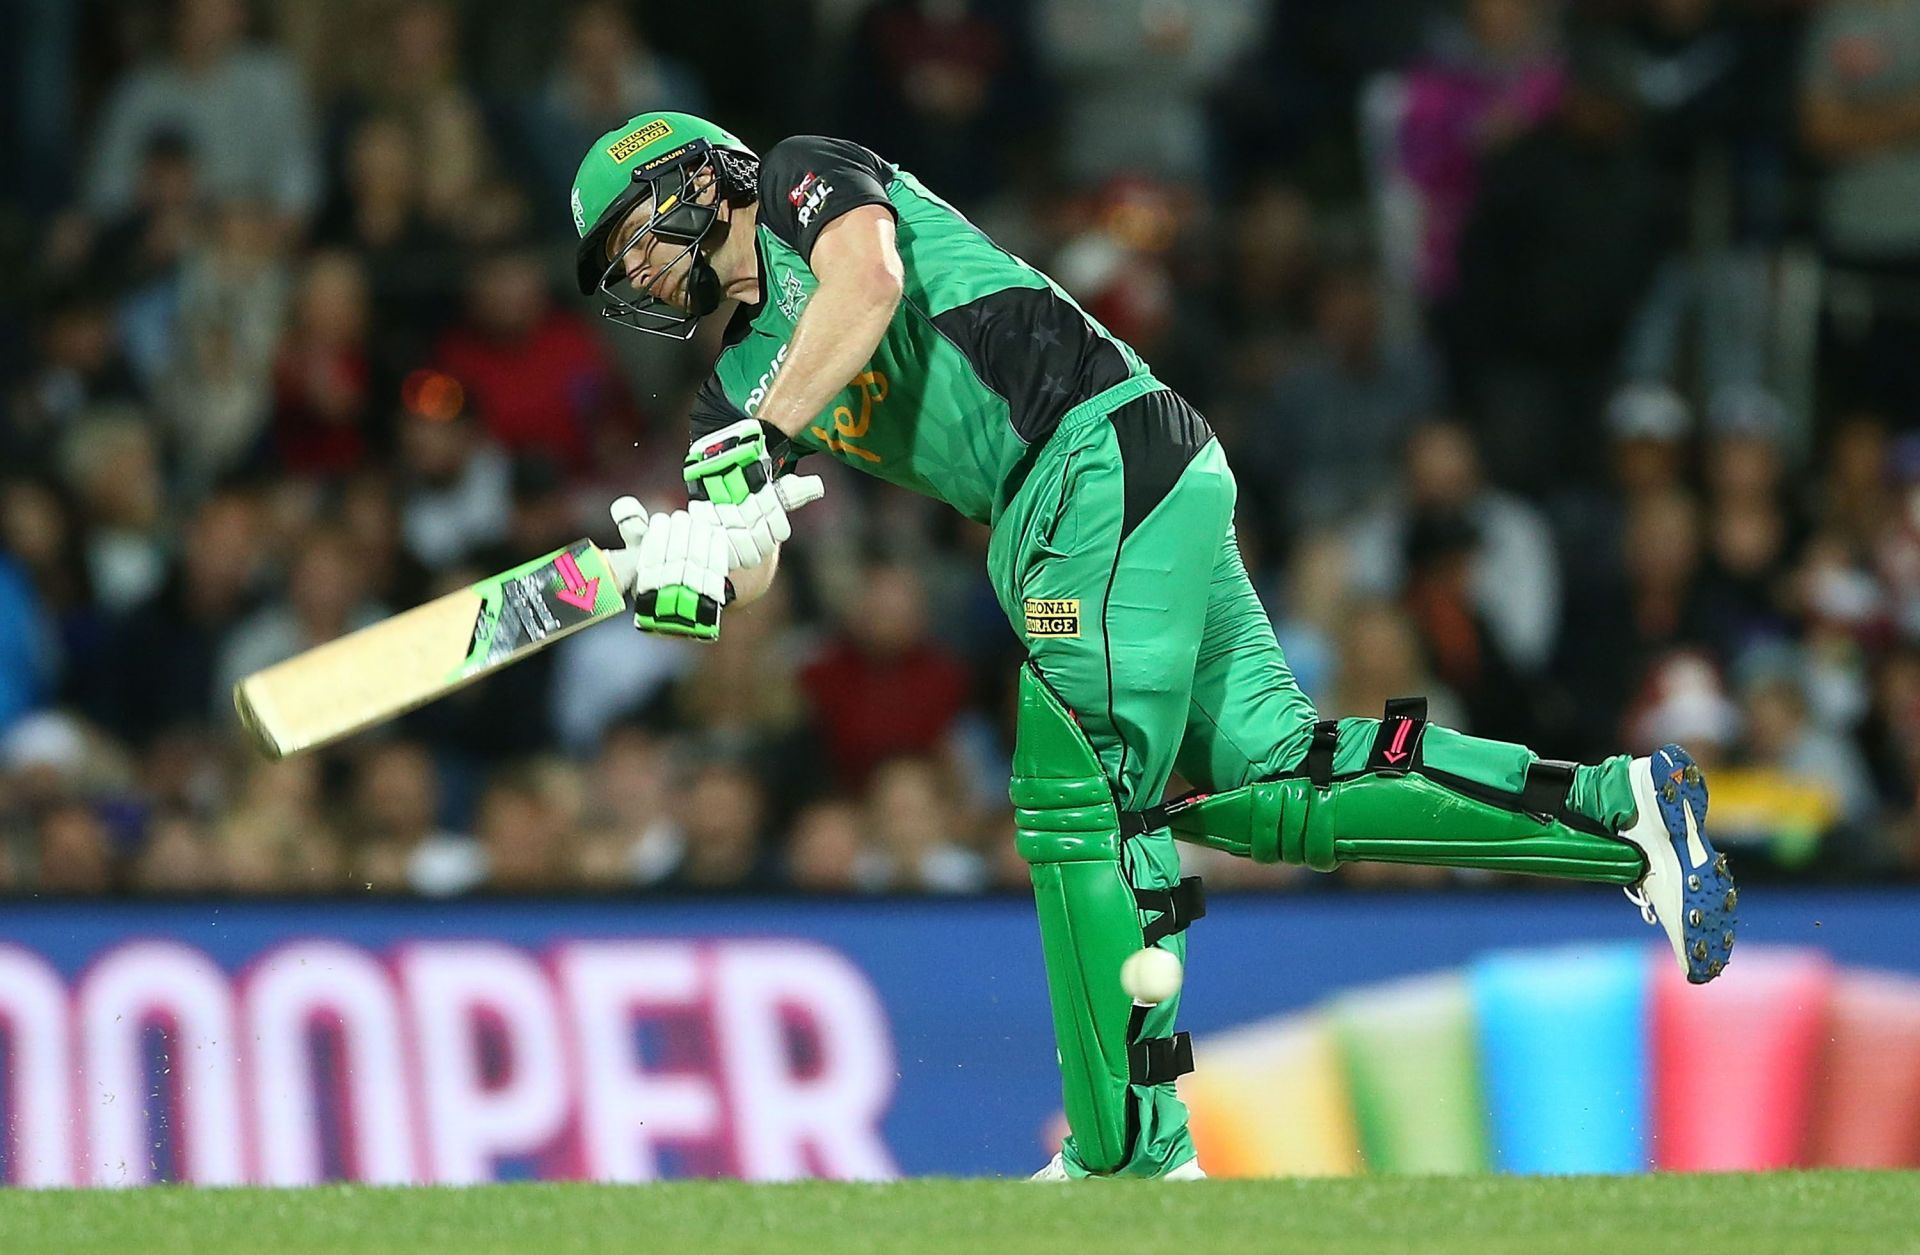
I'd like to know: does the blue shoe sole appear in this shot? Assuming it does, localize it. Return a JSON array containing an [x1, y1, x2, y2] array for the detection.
[[1649, 744, 1737, 984]]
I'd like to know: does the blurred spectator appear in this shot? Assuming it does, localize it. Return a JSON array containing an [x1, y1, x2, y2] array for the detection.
[[351, 740, 482, 895], [840, 0, 1033, 206], [79, 486, 264, 747], [1242, 261, 1445, 534], [396, 383, 512, 569], [1396, 0, 1566, 302], [1331, 599, 1468, 731], [801, 558, 971, 793], [1347, 421, 1561, 676], [529, 0, 708, 203], [59, 408, 169, 613], [1050, 177, 1215, 397], [1400, 505, 1537, 740], [1561, 490, 1713, 751], [475, 763, 575, 892], [0, 545, 57, 736], [273, 250, 376, 477], [1802, 0, 1920, 417], [1444, 65, 1666, 487], [1607, 382, 1692, 499], [217, 527, 385, 705], [1037, 0, 1263, 183], [130, 811, 221, 893], [342, 1, 492, 233], [786, 797, 868, 892], [219, 755, 345, 892], [660, 759, 775, 890], [1591, 1, 1788, 432], [336, 471, 433, 611], [83, 0, 319, 226], [36, 801, 114, 894], [577, 722, 679, 885], [862, 755, 988, 893], [311, 113, 455, 347], [434, 246, 635, 470], [1818, 413, 1893, 558], [1624, 651, 1739, 762], [158, 201, 293, 494], [1712, 653, 1880, 870], [1269, 530, 1352, 707], [7, 290, 145, 478]]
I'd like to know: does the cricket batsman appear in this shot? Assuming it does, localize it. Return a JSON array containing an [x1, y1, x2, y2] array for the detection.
[[569, 113, 1738, 1180]]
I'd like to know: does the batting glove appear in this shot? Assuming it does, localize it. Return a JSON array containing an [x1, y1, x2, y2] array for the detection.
[[684, 418, 825, 570], [609, 496, 729, 642]]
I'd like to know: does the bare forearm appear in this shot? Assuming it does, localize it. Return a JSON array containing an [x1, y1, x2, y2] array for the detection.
[[754, 277, 901, 439]]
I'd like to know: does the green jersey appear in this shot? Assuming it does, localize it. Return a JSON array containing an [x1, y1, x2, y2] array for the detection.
[[692, 136, 1158, 525]]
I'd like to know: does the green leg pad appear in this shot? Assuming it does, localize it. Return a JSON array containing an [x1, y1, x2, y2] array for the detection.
[[1167, 718, 1644, 885], [1012, 666, 1191, 1176]]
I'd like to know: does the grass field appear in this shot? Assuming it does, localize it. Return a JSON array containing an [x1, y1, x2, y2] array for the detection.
[[3, 1172, 1916, 1254]]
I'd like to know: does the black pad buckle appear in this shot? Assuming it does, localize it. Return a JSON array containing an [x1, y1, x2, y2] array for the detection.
[[1304, 719, 1340, 787], [1120, 789, 1209, 838], [1366, 696, 1428, 775], [1522, 759, 1577, 820], [1127, 1031, 1195, 1086], [1135, 877, 1207, 946]]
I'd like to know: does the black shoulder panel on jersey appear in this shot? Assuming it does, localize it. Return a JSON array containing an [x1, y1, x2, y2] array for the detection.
[[757, 136, 897, 263], [929, 285, 1132, 444], [1109, 388, 1214, 541]]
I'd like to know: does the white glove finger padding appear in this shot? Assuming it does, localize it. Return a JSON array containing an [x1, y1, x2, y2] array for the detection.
[[638, 512, 673, 573], [666, 510, 692, 566], [703, 525, 730, 601]]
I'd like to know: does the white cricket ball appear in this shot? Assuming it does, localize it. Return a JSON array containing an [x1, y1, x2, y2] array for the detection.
[[1120, 947, 1184, 1004]]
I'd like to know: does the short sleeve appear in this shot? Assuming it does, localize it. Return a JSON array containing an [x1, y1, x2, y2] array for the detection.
[[756, 136, 896, 264]]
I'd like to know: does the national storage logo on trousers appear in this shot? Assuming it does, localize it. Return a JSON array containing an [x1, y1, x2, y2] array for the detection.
[[1024, 599, 1080, 638]]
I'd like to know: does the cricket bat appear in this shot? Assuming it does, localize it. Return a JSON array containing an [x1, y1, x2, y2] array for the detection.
[[234, 539, 635, 759]]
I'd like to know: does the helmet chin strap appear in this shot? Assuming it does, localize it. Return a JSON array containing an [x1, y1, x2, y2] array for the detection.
[[686, 254, 723, 317]]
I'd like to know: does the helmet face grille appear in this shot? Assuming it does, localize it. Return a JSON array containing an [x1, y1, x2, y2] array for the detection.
[[589, 150, 726, 340]]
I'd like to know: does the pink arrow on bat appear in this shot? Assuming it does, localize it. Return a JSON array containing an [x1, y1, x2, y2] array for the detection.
[[553, 550, 599, 611]]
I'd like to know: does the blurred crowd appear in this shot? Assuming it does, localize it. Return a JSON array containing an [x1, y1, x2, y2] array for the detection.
[[5, 0, 1920, 896]]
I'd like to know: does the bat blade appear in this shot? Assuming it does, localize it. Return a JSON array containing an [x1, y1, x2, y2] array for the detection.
[[235, 539, 626, 759]]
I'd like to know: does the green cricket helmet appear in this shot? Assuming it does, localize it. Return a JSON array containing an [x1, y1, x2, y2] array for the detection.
[[571, 111, 758, 339]]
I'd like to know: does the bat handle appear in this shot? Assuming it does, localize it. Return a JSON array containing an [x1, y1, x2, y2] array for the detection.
[[605, 545, 640, 597]]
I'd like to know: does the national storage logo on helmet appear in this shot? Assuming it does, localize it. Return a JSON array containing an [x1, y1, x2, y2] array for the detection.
[[607, 118, 673, 163]]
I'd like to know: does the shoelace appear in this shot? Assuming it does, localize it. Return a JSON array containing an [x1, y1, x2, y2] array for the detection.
[[1623, 884, 1657, 926]]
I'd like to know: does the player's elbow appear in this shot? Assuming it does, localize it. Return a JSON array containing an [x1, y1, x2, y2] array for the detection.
[[855, 258, 904, 312]]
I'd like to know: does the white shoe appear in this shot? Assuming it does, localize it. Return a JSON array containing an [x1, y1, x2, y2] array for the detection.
[[1618, 745, 1737, 984], [1029, 1151, 1206, 1180]]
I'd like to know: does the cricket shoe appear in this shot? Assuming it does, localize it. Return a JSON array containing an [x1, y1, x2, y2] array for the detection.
[[1618, 744, 1737, 984], [1029, 1152, 1206, 1181]]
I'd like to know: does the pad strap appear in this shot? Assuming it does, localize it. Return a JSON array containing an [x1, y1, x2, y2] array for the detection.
[[1133, 877, 1207, 946], [1521, 759, 1579, 820], [1304, 719, 1340, 786], [1366, 696, 1428, 774], [1127, 1031, 1195, 1086]]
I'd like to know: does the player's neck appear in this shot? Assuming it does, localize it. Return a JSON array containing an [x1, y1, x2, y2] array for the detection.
[[714, 201, 762, 306]]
